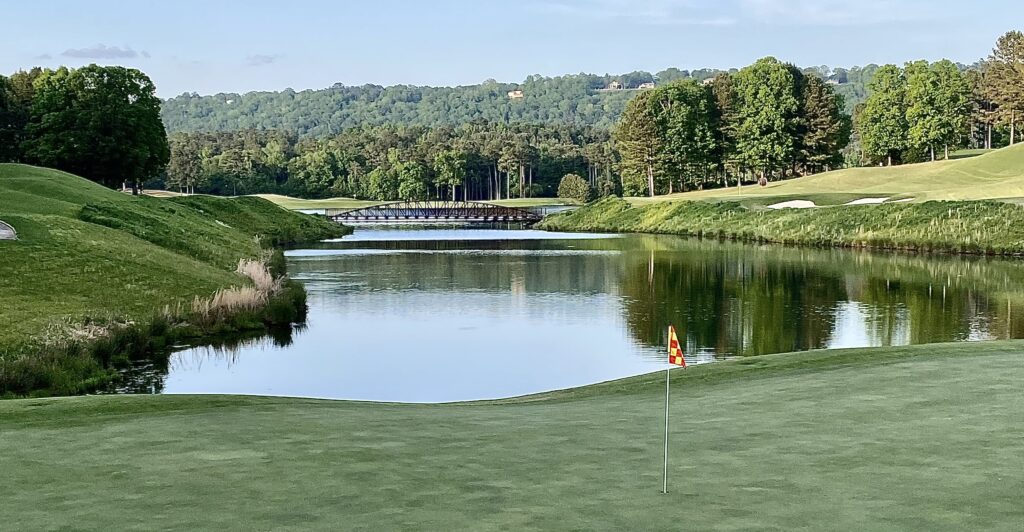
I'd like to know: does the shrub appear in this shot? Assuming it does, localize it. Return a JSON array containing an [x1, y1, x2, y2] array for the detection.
[[558, 173, 593, 204]]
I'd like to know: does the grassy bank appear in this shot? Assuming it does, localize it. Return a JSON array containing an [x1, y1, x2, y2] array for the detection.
[[0, 164, 349, 395], [1, 341, 1021, 530], [540, 196, 1024, 255], [627, 143, 1024, 206]]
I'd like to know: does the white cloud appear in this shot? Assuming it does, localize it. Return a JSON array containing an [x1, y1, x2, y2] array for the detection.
[[61, 44, 142, 59], [245, 54, 279, 67]]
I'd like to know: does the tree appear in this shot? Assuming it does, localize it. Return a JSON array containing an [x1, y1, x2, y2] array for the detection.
[[800, 76, 852, 172], [615, 90, 661, 196], [0, 76, 18, 162], [858, 65, 908, 165], [733, 57, 800, 180], [433, 149, 466, 200], [905, 61, 972, 161], [984, 31, 1024, 145], [397, 160, 429, 200], [710, 74, 740, 183], [23, 65, 169, 191], [650, 80, 718, 192], [166, 134, 204, 193], [557, 173, 592, 203]]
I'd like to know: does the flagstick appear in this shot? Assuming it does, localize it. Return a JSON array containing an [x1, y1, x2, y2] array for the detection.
[[662, 366, 670, 494]]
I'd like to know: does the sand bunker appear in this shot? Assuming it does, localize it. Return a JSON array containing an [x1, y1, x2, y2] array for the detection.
[[0, 220, 16, 240], [767, 200, 817, 209], [845, 197, 890, 206]]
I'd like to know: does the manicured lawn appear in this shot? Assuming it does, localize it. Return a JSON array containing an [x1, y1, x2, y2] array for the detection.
[[0, 164, 346, 348], [2, 341, 1021, 530], [627, 143, 1024, 206]]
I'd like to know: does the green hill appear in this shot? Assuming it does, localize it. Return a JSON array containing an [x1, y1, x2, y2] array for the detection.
[[0, 164, 347, 393], [631, 144, 1024, 206]]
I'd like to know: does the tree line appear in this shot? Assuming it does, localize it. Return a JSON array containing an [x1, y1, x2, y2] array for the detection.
[[857, 32, 1023, 165], [164, 123, 618, 201], [615, 57, 852, 196]]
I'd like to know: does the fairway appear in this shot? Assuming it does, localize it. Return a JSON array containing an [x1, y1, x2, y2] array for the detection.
[[627, 144, 1024, 206], [2, 342, 1021, 530]]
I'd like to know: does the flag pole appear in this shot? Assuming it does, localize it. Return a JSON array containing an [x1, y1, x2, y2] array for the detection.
[[663, 365, 670, 494]]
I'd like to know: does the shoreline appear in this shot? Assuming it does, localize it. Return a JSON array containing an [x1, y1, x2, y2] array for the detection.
[[538, 197, 1024, 257]]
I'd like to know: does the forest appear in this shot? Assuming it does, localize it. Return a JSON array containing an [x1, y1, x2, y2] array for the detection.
[[159, 66, 879, 136]]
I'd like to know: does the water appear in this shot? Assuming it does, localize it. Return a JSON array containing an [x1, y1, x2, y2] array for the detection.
[[134, 227, 1024, 402]]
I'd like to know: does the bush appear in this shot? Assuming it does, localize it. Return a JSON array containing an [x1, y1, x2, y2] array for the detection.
[[558, 173, 593, 204]]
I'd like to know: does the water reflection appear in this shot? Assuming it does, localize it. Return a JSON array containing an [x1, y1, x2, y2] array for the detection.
[[116, 228, 1024, 401]]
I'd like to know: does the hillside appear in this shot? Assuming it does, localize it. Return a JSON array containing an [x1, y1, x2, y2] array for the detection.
[[0, 164, 347, 393], [630, 144, 1024, 206], [160, 68, 871, 136]]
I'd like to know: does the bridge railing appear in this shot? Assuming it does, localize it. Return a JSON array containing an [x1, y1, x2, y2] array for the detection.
[[327, 200, 543, 223]]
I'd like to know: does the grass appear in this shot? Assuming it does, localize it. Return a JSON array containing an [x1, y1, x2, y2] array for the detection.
[[541, 196, 1024, 255], [0, 163, 348, 393], [0, 341, 1021, 530], [627, 143, 1024, 206]]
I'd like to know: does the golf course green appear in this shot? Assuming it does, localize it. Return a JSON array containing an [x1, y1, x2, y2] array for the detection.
[[2, 341, 1021, 530]]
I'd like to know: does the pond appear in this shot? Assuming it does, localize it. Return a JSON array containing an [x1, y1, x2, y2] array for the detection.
[[121, 227, 1024, 402]]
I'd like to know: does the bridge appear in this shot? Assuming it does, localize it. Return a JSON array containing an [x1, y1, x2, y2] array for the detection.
[[326, 200, 544, 224]]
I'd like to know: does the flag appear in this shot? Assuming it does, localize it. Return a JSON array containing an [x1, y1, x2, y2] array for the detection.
[[668, 326, 686, 367]]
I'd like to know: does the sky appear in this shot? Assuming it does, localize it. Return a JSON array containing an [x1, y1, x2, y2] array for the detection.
[[1, 0, 1020, 97]]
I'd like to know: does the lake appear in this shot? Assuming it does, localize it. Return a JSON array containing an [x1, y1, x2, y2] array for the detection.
[[121, 227, 1024, 402]]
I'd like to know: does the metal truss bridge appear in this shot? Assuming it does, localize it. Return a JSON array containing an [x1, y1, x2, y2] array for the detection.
[[326, 200, 544, 224]]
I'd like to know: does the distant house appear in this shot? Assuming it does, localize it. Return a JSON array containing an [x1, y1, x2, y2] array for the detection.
[[507, 90, 524, 100], [638, 82, 656, 90], [826, 79, 841, 86], [701, 78, 715, 86], [607, 80, 623, 90]]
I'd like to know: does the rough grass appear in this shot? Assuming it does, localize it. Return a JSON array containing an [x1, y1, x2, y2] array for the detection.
[[1, 341, 1021, 530], [628, 143, 1024, 206], [0, 163, 349, 390], [540, 196, 1024, 255]]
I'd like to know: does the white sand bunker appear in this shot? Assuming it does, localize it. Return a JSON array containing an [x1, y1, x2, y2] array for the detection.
[[767, 200, 817, 209], [890, 198, 915, 203], [845, 197, 890, 206], [0, 220, 16, 240]]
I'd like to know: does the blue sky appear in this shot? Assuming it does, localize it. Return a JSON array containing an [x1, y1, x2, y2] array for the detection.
[[1, 0, 1019, 96]]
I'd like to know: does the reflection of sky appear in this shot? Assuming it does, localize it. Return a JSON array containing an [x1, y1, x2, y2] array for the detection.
[[165, 290, 666, 402], [826, 302, 911, 349]]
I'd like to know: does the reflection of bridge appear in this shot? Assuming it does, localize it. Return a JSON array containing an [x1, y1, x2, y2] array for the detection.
[[326, 200, 544, 224]]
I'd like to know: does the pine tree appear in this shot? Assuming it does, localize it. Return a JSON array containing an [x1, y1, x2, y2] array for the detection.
[[984, 31, 1024, 145]]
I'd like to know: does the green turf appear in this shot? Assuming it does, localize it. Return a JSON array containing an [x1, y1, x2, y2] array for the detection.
[[0, 164, 347, 347], [627, 143, 1024, 206], [1, 341, 1021, 530]]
